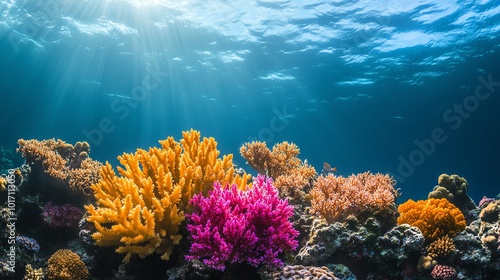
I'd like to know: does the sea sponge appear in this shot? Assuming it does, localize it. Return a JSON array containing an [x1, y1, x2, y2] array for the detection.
[[46, 249, 89, 280], [417, 255, 437, 271], [429, 174, 468, 205], [397, 198, 466, 241], [479, 200, 500, 223]]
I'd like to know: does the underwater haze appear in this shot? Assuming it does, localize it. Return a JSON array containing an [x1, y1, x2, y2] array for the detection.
[[1, 0, 499, 202]]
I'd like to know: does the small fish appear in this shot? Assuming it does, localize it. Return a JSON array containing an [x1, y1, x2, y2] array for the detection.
[[390, 115, 404, 120], [322, 162, 337, 174], [106, 93, 133, 100]]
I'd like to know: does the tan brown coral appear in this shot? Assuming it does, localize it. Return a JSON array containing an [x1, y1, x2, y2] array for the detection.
[[273, 265, 339, 280], [17, 138, 102, 195], [427, 235, 456, 259], [46, 249, 89, 280]]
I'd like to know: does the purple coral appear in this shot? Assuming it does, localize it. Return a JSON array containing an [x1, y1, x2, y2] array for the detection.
[[16, 236, 40, 252], [42, 202, 83, 229], [186, 175, 299, 271]]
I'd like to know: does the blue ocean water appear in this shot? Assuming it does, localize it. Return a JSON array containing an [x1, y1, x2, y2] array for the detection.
[[0, 0, 499, 203]]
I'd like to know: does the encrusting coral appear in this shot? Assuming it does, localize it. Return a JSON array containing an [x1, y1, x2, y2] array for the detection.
[[85, 130, 251, 263], [309, 172, 398, 224], [397, 198, 466, 242], [46, 249, 89, 280], [273, 265, 339, 280], [17, 138, 102, 195]]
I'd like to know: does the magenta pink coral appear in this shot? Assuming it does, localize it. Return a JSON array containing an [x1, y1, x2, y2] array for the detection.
[[186, 175, 299, 271]]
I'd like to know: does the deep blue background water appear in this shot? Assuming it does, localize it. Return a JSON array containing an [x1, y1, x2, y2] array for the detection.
[[1, 0, 499, 203]]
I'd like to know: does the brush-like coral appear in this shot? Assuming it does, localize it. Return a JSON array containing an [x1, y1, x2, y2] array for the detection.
[[17, 139, 101, 195], [186, 175, 298, 271], [274, 162, 317, 197], [46, 249, 89, 280], [85, 130, 251, 263], [309, 172, 398, 223], [240, 141, 301, 178], [397, 198, 466, 242]]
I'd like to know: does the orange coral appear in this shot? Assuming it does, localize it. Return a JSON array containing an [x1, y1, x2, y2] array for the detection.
[[310, 172, 397, 223], [0, 176, 6, 192], [46, 249, 89, 280], [397, 198, 466, 241], [85, 130, 251, 263], [240, 141, 301, 178], [17, 139, 102, 195], [274, 162, 317, 196], [240, 141, 315, 199]]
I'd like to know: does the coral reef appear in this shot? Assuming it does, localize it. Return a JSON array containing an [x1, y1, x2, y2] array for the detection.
[[272, 265, 339, 280], [186, 175, 299, 271], [46, 249, 89, 280], [397, 198, 466, 241], [17, 139, 102, 195], [295, 218, 424, 279], [85, 130, 251, 263], [309, 172, 398, 224], [3, 130, 500, 280]]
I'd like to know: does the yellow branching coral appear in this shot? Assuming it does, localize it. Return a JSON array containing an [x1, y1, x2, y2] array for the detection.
[[46, 249, 89, 280], [23, 264, 44, 280], [397, 198, 466, 242], [0, 176, 6, 192], [310, 172, 397, 224], [17, 139, 102, 195], [240, 141, 301, 179], [85, 129, 251, 263]]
